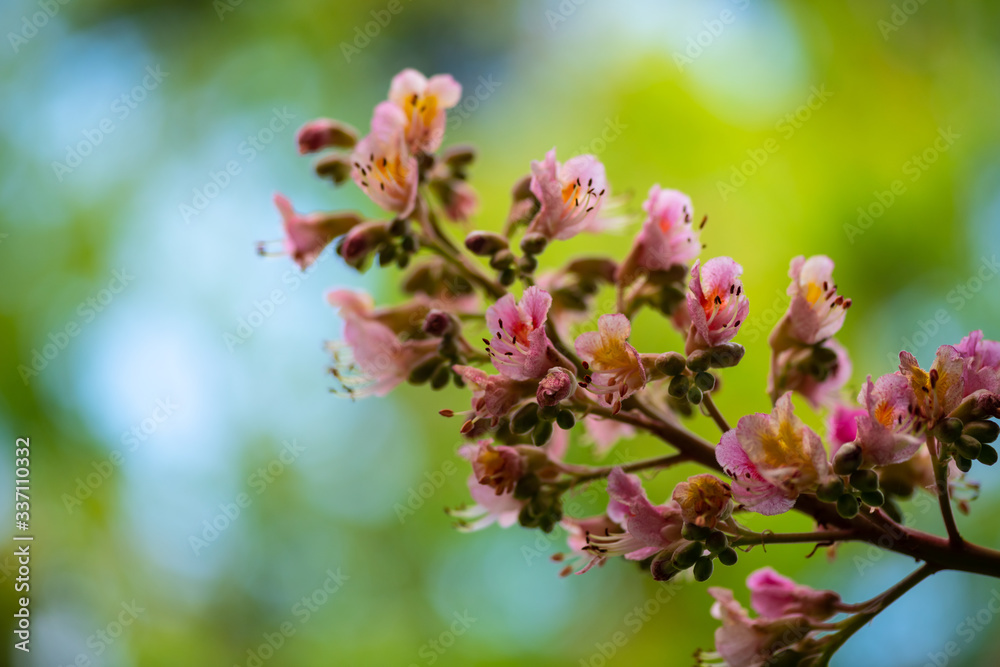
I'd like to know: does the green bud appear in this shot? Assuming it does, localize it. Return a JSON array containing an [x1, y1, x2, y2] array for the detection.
[[519, 254, 539, 274], [464, 230, 508, 256], [955, 434, 983, 461], [977, 443, 998, 466], [499, 266, 516, 286], [681, 523, 712, 541], [816, 478, 845, 503], [832, 442, 863, 476], [650, 551, 679, 582], [705, 531, 728, 554], [955, 455, 973, 473], [836, 493, 859, 518], [860, 490, 885, 507], [964, 420, 1000, 444], [708, 343, 745, 369], [388, 217, 408, 236], [400, 235, 417, 253], [668, 375, 690, 398], [430, 365, 451, 390], [692, 557, 714, 582], [555, 409, 576, 430], [694, 372, 716, 392], [717, 547, 739, 566], [686, 350, 711, 373], [396, 252, 410, 269], [532, 420, 554, 446], [654, 352, 687, 377], [849, 469, 879, 493], [490, 249, 515, 270], [538, 404, 560, 421], [513, 473, 540, 500], [377, 243, 397, 266], [520, 233, 548, 256], [671, 541, 703, 570], [687, 385, 703, 405], [408, 357, 442, 385], [510, 403, 539, 435], [933, 417, 965, 444]]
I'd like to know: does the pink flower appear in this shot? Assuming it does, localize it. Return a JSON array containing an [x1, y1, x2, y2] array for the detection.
[[453, 365, 534, 425], [621, 186, 700, 275], [746, 568, 843, 621], [448, 475, 524, 532], [485, 286, 553, 381], [716, 394, 832, 516], [459, 440, 524, 495], [351, 102, 419, 217], [782, 255, 851, 345], [704, 588, 818, 667], [672, 474, 734, 529], [526, 148, 610, 241], [326, 290, 438, 397], [686, 257, 750, 352], [851, 373, 924, 466], [827, 403, 867, 450], [771, 339, 852, 409], [296, 118, 358, 154], [575, 314, 647, 413], [581, 468, 685, 574], [582, 415, 636, 457], [954, 330, 1000, 395], [269, 193, 362, 270], [387, 68, 462, 153]]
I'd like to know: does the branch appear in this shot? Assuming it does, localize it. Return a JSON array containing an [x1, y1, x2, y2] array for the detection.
[[731, 529, 858, 548], [701, 392, 730, 433], [560, 453, 688, 487]]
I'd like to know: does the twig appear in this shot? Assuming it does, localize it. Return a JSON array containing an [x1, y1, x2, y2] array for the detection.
[[701, 392, 730, 433], [928, 434, 963, 548]]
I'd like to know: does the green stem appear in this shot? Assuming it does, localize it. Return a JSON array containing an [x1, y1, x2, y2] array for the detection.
[[701, 392, 730, 433], [731, 529, 858, 548], [929, 434, 963, 548]]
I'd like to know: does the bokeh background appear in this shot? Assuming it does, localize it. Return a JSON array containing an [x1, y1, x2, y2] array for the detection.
[[3, 0, 1000, 665]]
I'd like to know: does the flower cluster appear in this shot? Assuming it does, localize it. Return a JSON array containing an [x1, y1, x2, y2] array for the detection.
[[261, 67, 1000, 665]]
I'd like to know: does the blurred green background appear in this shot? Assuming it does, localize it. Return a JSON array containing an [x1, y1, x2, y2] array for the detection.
[[3, 0, 1000, 665]]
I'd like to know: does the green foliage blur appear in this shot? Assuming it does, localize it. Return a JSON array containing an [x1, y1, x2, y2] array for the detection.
[[3, 0, 1000, 665]]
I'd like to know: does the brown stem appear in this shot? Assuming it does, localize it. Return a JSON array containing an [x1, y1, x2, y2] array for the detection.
[[583, 402, 1000, 579], [929, 434, 964, 548], [701, 392, 730, 433], [561, 453, 688, 487]]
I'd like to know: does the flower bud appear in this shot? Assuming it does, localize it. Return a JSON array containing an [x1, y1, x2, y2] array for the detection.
[[511, 174, 534, 202], [464, 230, 509, 256], [651, 551, 680, 582], [442, 144, 476, 176], [933, 417, 965, 444], [520, 233, 548, 256], [682, 523, 712, 541], [860, 490, 885, 507], [836, 493, 859, 518], [955, 455, 973, 473], [672, 541, 704, 570], [718, 547, 738, 566], [816, 479, 845, 502], [832, 442, 863, 476], [654, 352, 686, 377], [423, 310, 456, 337], [430, 365, 451, 390], [555, 409, 576, 430], [489, 249, 515, 270], [532, 420, 554, 446], [408, 357, 442, 385], [688, 385, 703, 405], [314, 153, 352, 185], [705, 531, 728, 554], [707, 342, 745, 369], [668, 375, 690, 398], [296, 118, 359, 153], [686, 350, 711, 373], [955, 434, 983, 461], [339, 221, 389, 267], [537, 368, 576, 407], [694, 371, 716, 391], [692, 557, 714, 582], [978, 444, 998, 466], [964, 420, 999, 444], [849, 469, 879, 493], [510, 403, 540, 435]]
